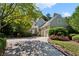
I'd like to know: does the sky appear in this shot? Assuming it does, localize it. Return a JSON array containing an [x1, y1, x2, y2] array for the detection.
[[36, 3, 79, 17]]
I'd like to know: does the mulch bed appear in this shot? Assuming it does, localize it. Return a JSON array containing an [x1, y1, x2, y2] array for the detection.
[[48, 35, 79, 56]]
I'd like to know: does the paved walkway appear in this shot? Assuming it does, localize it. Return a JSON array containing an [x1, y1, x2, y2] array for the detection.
[[4, 37, 65, 56]]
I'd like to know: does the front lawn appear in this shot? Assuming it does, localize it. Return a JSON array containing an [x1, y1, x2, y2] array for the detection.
[[50, 40, 79, 56]]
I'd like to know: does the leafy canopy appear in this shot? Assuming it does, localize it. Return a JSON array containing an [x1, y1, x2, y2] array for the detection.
[[0, 3, 42, 31], [69, 6, 79, 32]]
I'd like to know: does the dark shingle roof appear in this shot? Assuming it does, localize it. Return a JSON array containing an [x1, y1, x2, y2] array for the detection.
[[36, 18, 46, 27]]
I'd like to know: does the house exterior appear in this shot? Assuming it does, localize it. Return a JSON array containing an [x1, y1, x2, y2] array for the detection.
[[30, 18, 46, 36], [40, 13, 68, 37], [31, 13, 68, 37]]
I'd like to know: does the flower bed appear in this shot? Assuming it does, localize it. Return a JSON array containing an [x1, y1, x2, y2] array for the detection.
[[49, 35, 70, 41]]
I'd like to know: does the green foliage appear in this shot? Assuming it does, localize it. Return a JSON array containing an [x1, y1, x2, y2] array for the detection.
[[1, 23, 13, 37], [49, 27, 68, 36], [21, 32, 32, 37], [0, 38, 6, 49], [72, 34, 79, 41], [0, 38, 6, 55], [12, 32, 32, 37], [12, 19, 32, 33], [66, 26, 78, 34], [0, 3, 42, 37], [69, 6, 79, 32], [50, 40, 79, 55], [0, 33, 5, 38], [69, 34, 77, 37]]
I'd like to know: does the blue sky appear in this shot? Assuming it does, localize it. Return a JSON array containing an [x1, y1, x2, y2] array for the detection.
[[36, 3, 79, 17]]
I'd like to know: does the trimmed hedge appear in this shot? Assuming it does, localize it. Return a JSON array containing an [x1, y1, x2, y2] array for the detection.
[[49, 27, 68, 36], [72, 35, 79, 42], [69, 34, 77, 37], [69, 34, 77, 40]]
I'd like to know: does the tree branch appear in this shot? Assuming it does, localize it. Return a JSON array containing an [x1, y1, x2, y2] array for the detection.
[[0, 4, 17, 20], [0, 15, 26, 29]]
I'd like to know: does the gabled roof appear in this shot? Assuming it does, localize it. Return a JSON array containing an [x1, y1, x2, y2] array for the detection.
[[35, 18, 46, 27], [35, 13, 67, 29], [40, 13, 68, 29], [40, 15, 58, 28]]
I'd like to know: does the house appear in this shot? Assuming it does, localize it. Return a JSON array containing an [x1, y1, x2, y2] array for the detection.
[[30, 18, 46, 36], [40, 13, 68, 37], [31, 13, 68, 37]]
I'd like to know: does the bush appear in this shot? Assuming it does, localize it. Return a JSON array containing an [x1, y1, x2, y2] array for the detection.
[[1, 23, 13, 37], [49, 27, 68, 36], [66, 26, 78, 34], [0, 38, 6, 49], [12, 31, 33, 37], [69, 34, 79, 40], [0, 38, 6, 55], [69, 34, 77, 37], [21, 32, 32, 37], [49, 35, 70, 41], [72, 35, 79, 42], [0, 33, 5, 38], [69, 34, 77, 40]]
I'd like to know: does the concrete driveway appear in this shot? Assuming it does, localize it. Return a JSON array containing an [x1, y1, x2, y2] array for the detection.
[[4, 39, 65, 56], [6, 37, 48, 47]]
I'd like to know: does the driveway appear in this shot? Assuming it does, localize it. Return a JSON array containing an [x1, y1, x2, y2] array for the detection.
[[7, 37, 48, 45], [4, 37, 65, 56], [6, 37, 48, 49]]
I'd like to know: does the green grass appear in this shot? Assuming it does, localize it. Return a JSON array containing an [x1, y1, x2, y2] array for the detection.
[[50, 40, 79, 56]]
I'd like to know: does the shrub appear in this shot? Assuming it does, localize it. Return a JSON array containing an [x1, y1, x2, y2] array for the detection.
[[69, 34, 77, 37], [49, 35, 58, 40], [69, 34, 79, 40], [21, 32, 32, 37], [0, 38, 6, 49], [72, 35, 79, 42], [66, 26, 78, 34], [49, 27, 68, 36], [12, 31, 33, 37], [0, 33, 5, 38], [49, 35, 70, 41], [1, 23, 13, 37], [0, 38, 6, 55]]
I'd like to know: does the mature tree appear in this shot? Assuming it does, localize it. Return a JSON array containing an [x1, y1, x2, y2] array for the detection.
[[69, 6, 79, 32], [0, 3, 42, 31], [0, 4, 16, 29], [0, 3, 42, 36]]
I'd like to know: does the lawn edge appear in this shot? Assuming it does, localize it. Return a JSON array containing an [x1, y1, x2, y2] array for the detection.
[[48, 41, 73, 56]]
